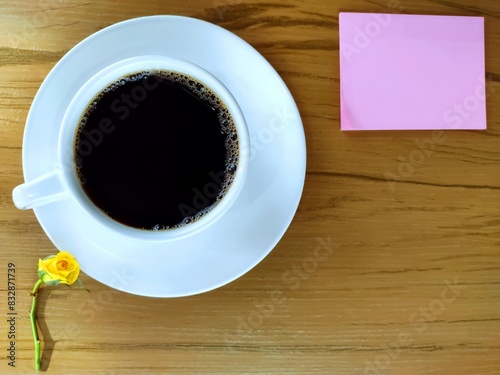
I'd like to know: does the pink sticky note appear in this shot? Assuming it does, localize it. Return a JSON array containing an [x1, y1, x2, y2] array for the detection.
[[339, 13, 486, 131]]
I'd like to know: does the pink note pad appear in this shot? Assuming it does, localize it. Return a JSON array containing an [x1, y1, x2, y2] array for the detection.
[[339, 13, 486, 131]]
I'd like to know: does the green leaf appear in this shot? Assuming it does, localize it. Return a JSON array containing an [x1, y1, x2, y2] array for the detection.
[[43, 279, 60, 287]]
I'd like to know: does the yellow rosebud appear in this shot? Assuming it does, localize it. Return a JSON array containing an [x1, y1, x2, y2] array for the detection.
[[37, 251, 80, 286]]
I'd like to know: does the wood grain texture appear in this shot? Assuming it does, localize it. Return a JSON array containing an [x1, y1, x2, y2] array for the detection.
[[1, 0, 499, 374]]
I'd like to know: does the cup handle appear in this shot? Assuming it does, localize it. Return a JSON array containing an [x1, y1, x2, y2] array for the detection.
[[12, 170, 67, 210]]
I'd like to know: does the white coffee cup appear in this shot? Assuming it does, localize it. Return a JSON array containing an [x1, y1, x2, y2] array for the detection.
[[13, 55, 249, 241]]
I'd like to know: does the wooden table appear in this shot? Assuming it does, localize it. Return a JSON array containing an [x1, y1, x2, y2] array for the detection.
[[1, 1, 499, 374]]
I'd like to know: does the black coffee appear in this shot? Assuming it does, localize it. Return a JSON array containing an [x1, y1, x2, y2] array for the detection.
[[74, 70, 239, 230]]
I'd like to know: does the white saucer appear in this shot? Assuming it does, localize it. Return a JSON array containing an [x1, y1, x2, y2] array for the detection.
[[23, 16, 306, 297]]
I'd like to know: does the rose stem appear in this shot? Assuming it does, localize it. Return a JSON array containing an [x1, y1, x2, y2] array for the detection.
[[30, 278, 44, 372]]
